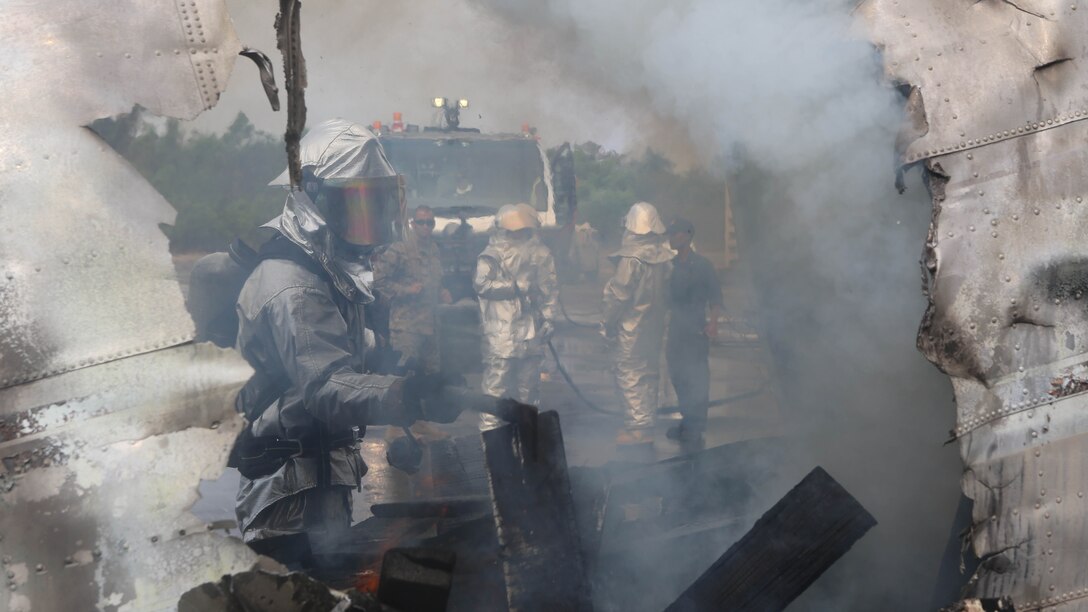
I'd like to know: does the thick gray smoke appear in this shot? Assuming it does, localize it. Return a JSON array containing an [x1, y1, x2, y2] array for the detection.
[[203, 1, 965, 608], [460, 1, 965, 609], [197, 0, 695, 158]]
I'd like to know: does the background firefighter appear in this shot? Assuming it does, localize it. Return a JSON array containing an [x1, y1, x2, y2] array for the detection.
[[602, 202, 674, 446], [475, 204, 559, 431], [664, 217, 722, 445], [372, 205, 451, 375], [232, 119, 459, 566]]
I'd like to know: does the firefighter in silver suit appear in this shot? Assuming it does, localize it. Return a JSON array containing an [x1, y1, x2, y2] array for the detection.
[[233, 120, 459, 565], [602, 202, 674, 446], [475, 204, 559, 430]]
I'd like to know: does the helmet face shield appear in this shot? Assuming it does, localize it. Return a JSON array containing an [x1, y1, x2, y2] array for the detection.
[[624, 202, 666, 235], [331, 176, 405, 246], [496, 203, 537, 232]]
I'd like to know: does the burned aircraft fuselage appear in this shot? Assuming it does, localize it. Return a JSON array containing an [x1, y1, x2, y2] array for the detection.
[[0, 1, 262, 610], [860, 1, 1088, 609]]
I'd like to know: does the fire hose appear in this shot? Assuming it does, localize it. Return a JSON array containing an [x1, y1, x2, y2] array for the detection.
[[552, 291, 769, 417], [389, 289, 769, 475], [558, 292, 600, 329], [546, 336, 770, 419]]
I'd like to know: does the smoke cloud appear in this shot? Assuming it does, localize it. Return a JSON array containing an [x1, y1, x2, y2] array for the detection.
[[453, 1, 964, 608], [202, 1, 965, 608], [197, 0, 694, 159]]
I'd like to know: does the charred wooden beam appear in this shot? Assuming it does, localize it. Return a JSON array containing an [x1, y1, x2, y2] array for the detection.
[[378, 548, 456, 612], [482, 406, 593, 612], [370, 496, 492, 519], [665, 466, 876, 612]]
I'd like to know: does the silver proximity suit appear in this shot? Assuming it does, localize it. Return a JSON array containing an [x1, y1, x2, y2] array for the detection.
[[235, 120, 408, 547], [603, 231, 674, 431], [475, 231, 559, 430]]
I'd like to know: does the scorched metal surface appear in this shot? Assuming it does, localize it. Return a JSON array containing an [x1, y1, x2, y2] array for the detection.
[[859, 1, 1088, 608], [0, 1, 261, 610]]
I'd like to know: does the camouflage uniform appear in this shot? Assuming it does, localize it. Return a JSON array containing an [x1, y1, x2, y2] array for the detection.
[[372, 234, 444, 373]]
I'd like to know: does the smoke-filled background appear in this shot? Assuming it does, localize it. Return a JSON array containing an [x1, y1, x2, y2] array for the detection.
[[199, 0, 963, 608]]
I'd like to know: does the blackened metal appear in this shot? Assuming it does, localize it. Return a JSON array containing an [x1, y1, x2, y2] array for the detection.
[[239, 47, 281, 111]]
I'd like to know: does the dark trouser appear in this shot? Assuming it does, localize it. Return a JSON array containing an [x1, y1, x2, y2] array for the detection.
[[666, 332, 710, 433], [244, 486, 353, 570]]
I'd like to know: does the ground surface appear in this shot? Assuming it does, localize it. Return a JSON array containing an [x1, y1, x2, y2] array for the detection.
[[180, 255, 783, 530]]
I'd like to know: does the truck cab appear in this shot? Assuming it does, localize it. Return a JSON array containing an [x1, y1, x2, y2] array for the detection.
[[374, 105, 578, 372], [376, 107, 575, 300]]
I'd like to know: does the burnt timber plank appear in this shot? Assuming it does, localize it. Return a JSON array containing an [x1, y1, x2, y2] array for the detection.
[[377, 547, 456, 612], [482, 408, 593, 612], [665, 466, 876, 612]]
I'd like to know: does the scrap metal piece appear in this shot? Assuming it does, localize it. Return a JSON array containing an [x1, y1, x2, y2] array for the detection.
[[664, 467, 876, 612], [482, 407, 593, 612], [240, 47, 282, 111], [859, 1, 1088, 608]]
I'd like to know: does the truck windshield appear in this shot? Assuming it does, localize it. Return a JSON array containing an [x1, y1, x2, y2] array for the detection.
[[381, 136, 548, 212]]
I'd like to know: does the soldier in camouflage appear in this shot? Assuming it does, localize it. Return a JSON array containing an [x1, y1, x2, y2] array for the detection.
[[373, 205, 452, 374]]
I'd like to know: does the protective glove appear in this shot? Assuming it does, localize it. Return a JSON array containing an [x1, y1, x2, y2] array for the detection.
[[403, 372, 468, 424], [367, 378, 415, 427]]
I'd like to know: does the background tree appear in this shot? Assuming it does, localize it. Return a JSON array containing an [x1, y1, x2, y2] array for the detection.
[[94, 111, 727, 252]]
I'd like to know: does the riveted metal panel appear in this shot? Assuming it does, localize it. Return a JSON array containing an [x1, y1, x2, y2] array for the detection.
[[925, 124, 1088, 610], [0, 1, 263, 609], [858, 0, 1088, 166], [0, 0, 243, 389], [0, 0, 242, 124], [860, 1, 1088, 609]]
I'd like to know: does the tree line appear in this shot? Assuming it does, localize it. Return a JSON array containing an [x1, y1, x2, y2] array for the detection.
[[93, 110, 727, 252]]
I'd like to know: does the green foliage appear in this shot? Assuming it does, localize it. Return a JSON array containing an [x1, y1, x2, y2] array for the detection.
[[572, 144, 727, 244], [94, 110, 726, 252], [93, 110, 285, 252]]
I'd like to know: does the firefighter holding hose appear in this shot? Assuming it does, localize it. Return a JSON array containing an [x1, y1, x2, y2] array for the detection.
[[475, 203, 559, 431], [230, 120, 463, 567]]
